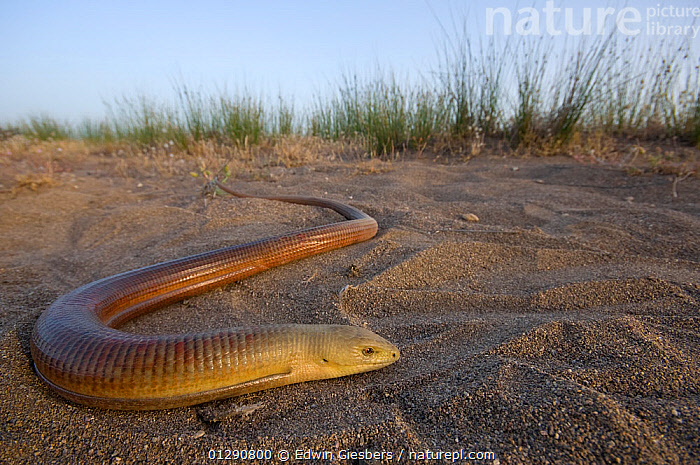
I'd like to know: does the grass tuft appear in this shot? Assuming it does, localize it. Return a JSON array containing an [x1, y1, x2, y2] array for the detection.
[[21, 115, 73, 141], [310, 72, 446, 156], [5, 16, 700, 158]]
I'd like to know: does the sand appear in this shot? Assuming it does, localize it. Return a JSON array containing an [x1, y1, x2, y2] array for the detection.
[[1, 153, 698, 464]]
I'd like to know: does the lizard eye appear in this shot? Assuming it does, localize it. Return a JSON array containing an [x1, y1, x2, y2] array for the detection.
[[362, 347, 375, 356]]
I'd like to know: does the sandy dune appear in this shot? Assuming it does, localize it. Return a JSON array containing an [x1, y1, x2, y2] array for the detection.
[[1, 155, 698, 463]]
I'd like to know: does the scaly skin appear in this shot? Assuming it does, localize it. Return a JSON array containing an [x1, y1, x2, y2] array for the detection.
[[30, 181, 399, 410]]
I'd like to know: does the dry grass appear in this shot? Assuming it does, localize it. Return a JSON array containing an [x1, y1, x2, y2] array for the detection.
[[0, 136, 90, 195], [353, 158, 394, 175], [554, 131, 699, 179], [0, 135, 368, 195], [1, 131, 696, 200]]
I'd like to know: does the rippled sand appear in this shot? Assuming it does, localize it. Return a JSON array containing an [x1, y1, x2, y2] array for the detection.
[[1, 155, 698, 464]]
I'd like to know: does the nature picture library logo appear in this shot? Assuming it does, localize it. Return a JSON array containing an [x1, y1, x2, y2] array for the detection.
[[486, 1, 700, 38]]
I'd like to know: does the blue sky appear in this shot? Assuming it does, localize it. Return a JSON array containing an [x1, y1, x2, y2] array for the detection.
[[1, 1, 698, 124]]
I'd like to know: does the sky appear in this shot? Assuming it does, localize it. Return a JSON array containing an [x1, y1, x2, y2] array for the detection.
[[1, 0, 699, 124]]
